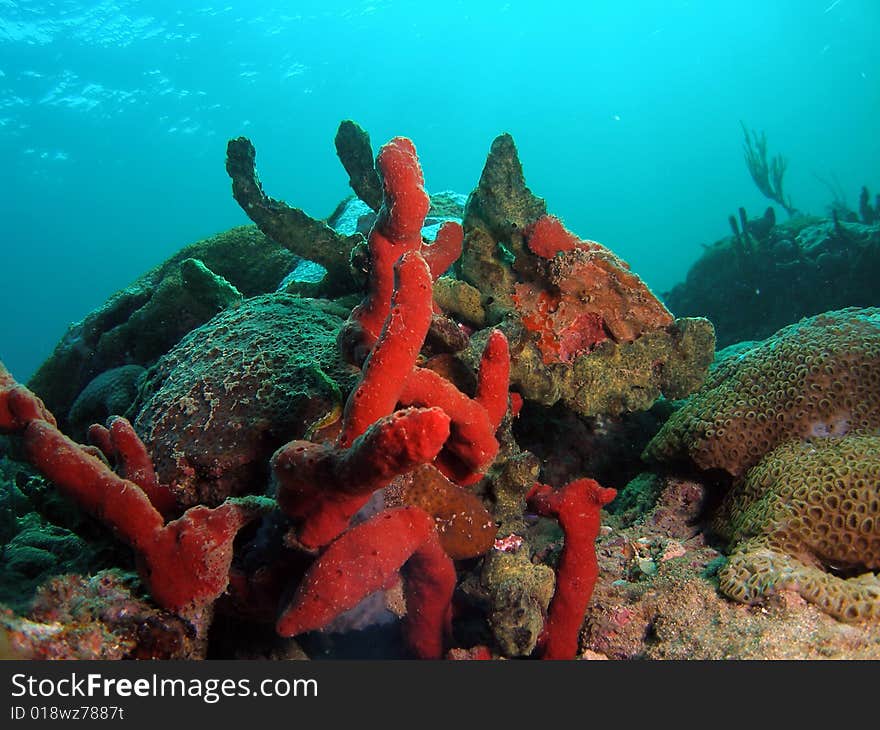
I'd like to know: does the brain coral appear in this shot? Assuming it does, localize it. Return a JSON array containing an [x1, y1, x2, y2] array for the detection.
[[132, 294, 356, 508], [643, 307, 880, 476], [713, 434, 880, 621]]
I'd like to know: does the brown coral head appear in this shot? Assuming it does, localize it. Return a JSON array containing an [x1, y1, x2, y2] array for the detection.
[[393, 465, 497, 560]]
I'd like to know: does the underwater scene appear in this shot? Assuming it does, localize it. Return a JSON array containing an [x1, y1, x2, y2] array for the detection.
[[1, 0, 879, 660]]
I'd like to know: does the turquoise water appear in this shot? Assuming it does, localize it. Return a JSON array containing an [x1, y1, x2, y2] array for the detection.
[[1, 0, 878, 380]]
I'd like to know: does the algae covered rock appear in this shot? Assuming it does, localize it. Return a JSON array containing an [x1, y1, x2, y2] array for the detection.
[[0, 458, 121, 612], [480, 549, 554, 657], [456, 133, 714, 418], [2, 571, 204, 660], [460, 132, 547, 322], [67, 364, 145, 441], [0, 515, 94, 612], [226, 136, 365, 297], [665, 216, 880, 348], [132, 293, 357, 507], [29, 226, 296, 428], [465, 314, 714, 418]]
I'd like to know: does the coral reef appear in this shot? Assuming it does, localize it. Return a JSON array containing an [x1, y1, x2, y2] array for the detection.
[[277, 506, 456, 660], [337, 138, 464, 359], [644, 307, 880, 476], [386, 464, 497, 560], [67, 364, 145, 441], [9, 118, 879, 662], [268, 138, 511, 657], [0, 514, 95, 612], [665, 214, 880, 349], [713, 434, 880, 621], [478, 549, 554, 657]]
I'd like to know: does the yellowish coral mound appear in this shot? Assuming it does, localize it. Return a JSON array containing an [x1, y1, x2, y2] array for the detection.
[[713, 434, 880, 622], [644, 307, 880, 476]]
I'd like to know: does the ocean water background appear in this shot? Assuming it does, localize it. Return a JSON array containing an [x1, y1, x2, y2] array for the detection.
[[1, 0, 877, 381]]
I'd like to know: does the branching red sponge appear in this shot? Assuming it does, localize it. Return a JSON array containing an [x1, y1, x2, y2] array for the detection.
[[474, 329, 511, 430], [423, 221, 464, 281], [273, 252, 453, 550], [0, 363, 55, 430], [87, 417, 177, 519], [0, 361, 271, 618], [271, 137, 510, 658], [340, 249, 435, 444], [275, 246, 511, 547], [273, 406, 451, 551], [344, 136, 462, 357], [277, 506, 455, 659], [527, 478, 617, 660], [399, 333, 508, 485]]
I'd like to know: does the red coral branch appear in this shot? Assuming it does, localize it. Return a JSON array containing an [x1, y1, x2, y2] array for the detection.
[[274, 406, 451, 550], [0, 362, 270, 618], [88, 417, 177, 518], [274, 251, 453, 550], [347, 137, 431, 346], [527, 478, 617, 659], [277, 506, 455, 659], [474, 329, 511, 430], [399, 366, 499, 485], [423, 220, 464, 280], [0, 365, 55, 430], [340, 250, 435, 444], [344, 137, 464, 357]]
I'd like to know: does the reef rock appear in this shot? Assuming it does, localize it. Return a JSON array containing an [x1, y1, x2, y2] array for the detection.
[[455, 134, 714, 418], [665, 215, 880, 348], [132, 293, 357, 508], [29, 226, 296, 430]]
